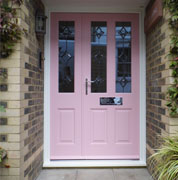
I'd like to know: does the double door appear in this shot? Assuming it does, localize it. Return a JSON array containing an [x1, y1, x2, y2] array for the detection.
[[50, 13, 140, 159]]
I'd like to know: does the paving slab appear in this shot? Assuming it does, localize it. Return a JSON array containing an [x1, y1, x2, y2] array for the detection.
[[77, 169, 114, 180], [36, 168, 152, 180], [113, 168, 153, 180], [36, 169, 77, 180]]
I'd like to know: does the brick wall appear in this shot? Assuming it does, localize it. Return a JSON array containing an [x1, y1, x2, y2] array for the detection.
[[0, 46, 21, 179], [146, 7, 178, 177], [0, 0, 44, 179], [20, 0, 44, 180]]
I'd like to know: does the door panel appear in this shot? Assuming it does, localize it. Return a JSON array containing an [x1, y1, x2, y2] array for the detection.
[[50, 13, 140, 160], [82, 14, 139, 159], [115, 109, 130, 143], [50, 14, 82, 159], [91, 109, 108, 144], [58, 109, 75, 144]]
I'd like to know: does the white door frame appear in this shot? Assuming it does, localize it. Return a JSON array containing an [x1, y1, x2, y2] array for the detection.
[[43, 7, 146, 167]]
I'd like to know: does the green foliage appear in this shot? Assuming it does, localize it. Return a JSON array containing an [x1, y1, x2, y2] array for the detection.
[[0, 93, 7, 164], [149, 135, 178, 180], [0, 147, 7, 163], [0, 0, 25, 58], [169, 60, 178, 77], [166, 87, 178, 116], [0, 105, 6, 112], [167, 59, 178, 116], [164, 0, 178, 30], [170, 35, 178, 47], [164, 0, 178, 116], [0, 102, 7, 164], [0, 98, 7, 165]]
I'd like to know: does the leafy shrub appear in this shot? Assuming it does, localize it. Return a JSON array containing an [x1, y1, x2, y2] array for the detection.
[[164, 0, 178, 116], [149, 135, 178, 180], [0, 0, 25, 58], [0, 147, 7, 163]]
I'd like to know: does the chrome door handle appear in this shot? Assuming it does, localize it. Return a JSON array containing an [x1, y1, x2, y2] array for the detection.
[[85, 78, 95, 95]]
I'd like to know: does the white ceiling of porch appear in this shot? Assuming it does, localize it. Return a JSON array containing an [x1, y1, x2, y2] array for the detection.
[[42, 0, 149, 11]]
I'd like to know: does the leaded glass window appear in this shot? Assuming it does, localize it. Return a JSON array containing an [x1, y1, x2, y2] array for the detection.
[[58, 21, 75, 93], [115, 22, 131, 93], [91, 22, 107, 93]]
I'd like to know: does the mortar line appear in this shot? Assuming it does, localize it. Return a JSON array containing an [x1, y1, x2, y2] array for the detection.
[[75, 169, 78, 180]]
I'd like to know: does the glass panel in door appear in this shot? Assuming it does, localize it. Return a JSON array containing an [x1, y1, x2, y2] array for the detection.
[[115, 22, 131, 93], [59, 21, 75, 93], [91, 22, 107, 93]]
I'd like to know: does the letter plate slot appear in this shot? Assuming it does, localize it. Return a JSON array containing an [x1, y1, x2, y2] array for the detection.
[[100, 97, 123, 105]]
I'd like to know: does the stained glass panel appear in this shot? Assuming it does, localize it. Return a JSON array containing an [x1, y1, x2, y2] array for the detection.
[[115, 22, 131, 93], [91, 22, 107, 93], [58, 21, 75, 92]]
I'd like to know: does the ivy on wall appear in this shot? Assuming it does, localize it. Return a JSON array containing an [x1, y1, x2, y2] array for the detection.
[[0, 0, 25, 58], [0, 100, 7, 166], [0, 147, 7, 164], [164, 0, 178, 116]]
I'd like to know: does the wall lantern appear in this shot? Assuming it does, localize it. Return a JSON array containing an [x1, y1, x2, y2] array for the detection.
[[35, 11, 47, 35]]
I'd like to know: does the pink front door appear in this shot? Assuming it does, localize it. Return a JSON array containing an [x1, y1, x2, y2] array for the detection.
[[50, 13, 140, 160]]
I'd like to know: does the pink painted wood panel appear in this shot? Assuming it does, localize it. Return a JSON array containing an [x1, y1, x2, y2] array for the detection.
[[115, 109, 130, 143], [91, 109, 107, 144], [50, 13, 82, 159], [82, 13, 140, 159], [50, 13, 140, 160], [58, 109, 75, 143]]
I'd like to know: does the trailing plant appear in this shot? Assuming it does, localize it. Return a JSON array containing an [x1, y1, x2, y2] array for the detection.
[[0, 105, 6, 112], [148, 135, 178, 180], [164, 0, 178, 116], [0, 147, 9, 168], [0, 107, 8, 166], [0, 0, 25, 58], [0, 147, 7, 163]]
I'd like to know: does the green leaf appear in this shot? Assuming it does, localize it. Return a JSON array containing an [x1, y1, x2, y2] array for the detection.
[[0, 0, 24, 58], [149, 135, 178, 180], [0, 106, 6, 112], [170, 61, 177, 68], [166, 102, 172, 107]]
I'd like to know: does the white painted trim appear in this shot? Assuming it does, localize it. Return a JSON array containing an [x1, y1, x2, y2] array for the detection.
[[46, 7, 143, 14], [44, 7, 51, 164], [44, 7, 146, 168], [139, 9, 146, 164], [43, 160, 146, 168]]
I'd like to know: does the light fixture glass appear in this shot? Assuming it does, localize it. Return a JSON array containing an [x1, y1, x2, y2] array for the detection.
[[35, 11, 47, 35]]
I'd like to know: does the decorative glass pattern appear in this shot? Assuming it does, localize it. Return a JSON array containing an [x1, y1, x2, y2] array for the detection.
[[115, 22, 131, 93], [91, 22, 107, 93], [58, 21, 75, 92]]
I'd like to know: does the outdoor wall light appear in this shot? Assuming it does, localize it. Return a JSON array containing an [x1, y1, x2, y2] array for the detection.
[[35, 11, 47, 35]]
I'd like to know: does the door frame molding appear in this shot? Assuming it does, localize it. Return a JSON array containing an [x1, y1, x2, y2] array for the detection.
[[44, 8, 146, 167]]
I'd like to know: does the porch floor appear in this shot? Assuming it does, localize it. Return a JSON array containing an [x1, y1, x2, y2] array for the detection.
[[37, 168, 153, 180]]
